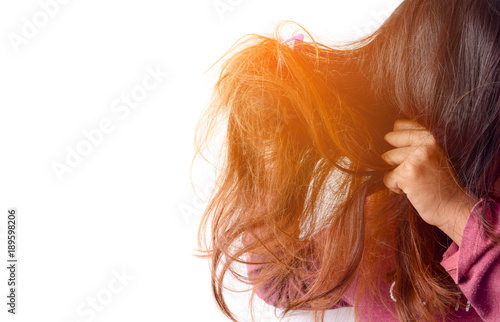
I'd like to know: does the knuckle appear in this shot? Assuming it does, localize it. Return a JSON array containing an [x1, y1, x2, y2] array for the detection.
[[401, 161, 420, 178], [415, 145, 432, 160], [427, 134, 437, 145], [383, 171, 394, 186]]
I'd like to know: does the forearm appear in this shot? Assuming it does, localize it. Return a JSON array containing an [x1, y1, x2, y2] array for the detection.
[[436, 192, 478, 247]]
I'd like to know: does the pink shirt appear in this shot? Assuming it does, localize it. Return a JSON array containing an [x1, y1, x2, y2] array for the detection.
[[247, 197, 500, 321]]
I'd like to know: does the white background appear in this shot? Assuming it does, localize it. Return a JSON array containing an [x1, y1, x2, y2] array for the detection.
[[0, 0, 402, 321]]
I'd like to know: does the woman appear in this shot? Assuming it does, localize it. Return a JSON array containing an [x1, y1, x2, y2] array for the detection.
[[195, 0, 500, 320]]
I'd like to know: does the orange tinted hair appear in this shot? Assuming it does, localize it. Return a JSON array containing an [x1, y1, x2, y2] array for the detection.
[[194, 0, 500, 320]]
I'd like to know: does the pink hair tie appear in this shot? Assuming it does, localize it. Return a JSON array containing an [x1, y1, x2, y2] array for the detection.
[[277, 33, 304, 72], [282, 33, 304, 50]]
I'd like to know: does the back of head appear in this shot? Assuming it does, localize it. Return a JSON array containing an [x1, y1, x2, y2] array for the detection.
[[370, 0, 500, 194], [195, 0, 500, 321]]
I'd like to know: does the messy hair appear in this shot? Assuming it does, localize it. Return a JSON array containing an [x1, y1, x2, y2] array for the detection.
[[195, 0, 500, 321]]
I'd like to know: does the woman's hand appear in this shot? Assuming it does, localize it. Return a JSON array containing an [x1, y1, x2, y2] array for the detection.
[[381, 119, 478, 246]]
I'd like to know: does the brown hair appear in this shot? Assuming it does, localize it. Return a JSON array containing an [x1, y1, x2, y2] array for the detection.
[[194, 0, 500, 321]]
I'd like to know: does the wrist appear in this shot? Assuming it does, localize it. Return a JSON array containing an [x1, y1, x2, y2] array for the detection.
[[437, 193, 478, 247]]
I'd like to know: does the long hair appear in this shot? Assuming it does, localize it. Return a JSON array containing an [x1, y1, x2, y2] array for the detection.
[[194, 0, 500, 321]]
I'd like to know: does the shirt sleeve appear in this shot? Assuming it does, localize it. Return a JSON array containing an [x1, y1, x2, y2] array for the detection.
[[245, 228, 353, 310], [440, 197, 500, 321]]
